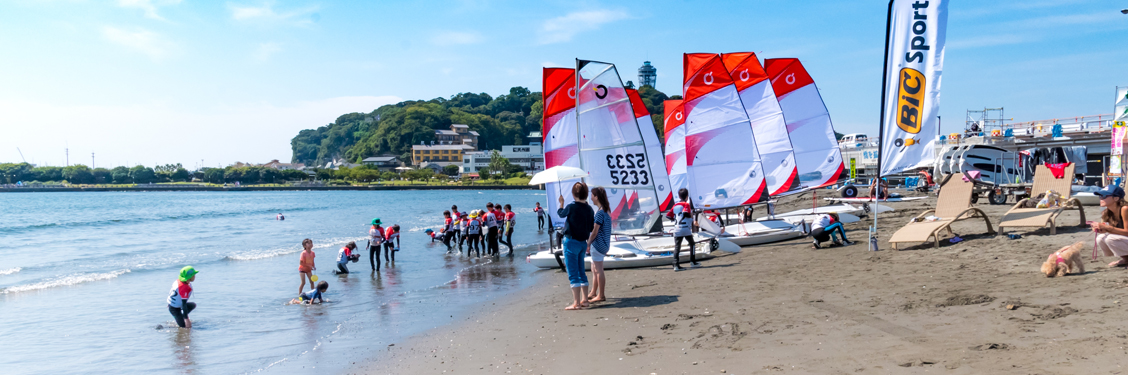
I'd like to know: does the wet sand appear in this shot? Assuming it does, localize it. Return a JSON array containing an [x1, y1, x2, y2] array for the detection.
[[357, 191, 1128, 374]]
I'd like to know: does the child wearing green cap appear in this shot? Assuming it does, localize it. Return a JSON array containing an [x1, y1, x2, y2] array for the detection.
[[167, 266, 198, 328]]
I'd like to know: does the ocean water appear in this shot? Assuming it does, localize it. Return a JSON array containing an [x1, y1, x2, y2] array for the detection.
[[0, 190, 554, 374]]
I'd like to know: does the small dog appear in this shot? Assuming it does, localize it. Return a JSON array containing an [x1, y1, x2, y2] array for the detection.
[[1041, 242, 1085, 277]]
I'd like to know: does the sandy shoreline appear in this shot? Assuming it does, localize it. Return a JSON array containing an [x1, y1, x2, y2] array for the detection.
[[355, 192, 1128, 374]]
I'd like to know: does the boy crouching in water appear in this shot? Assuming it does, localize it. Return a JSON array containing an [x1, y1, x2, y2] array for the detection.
[[292, 281, 329, 304]]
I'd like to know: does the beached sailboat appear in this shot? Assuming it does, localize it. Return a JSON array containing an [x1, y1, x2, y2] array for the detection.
[[679, 53, 806, 246], [721, 52, 800, 196], [541, 67, 581, 226], [529, 60, 728, 270], [663, 99, 688, 199], [764, 58, 849, 189]]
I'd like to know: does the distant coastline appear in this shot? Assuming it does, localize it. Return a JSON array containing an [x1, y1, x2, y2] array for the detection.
[[0, 185, 539, 193]]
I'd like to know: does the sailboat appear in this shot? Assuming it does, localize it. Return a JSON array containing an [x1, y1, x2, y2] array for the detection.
[[677, 53, 807, 246], [528, 60, 731, 270], [541, 67, 580, 227], [764, 58, 849, 189]]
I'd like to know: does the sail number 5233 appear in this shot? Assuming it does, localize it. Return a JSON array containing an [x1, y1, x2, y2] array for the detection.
[[606, 153, 649, 185]]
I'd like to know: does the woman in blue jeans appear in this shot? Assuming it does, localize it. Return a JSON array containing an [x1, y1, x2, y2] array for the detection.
[[557, 182, 594, 311]]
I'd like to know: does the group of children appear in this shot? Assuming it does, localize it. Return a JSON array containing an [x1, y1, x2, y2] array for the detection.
[[434, 203, 518, 257]]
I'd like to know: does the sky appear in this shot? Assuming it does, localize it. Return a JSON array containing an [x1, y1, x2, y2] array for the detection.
[[1, 0, 1125, 169]]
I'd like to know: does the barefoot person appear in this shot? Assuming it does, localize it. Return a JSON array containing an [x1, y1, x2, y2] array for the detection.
[[557, 182, 594, 310], [298, 239, 316, 295], [1091, 185, 1128, 268], [167, 266, 199, 329], [369, 219, 385, 271], [585, 187, 612, 303]]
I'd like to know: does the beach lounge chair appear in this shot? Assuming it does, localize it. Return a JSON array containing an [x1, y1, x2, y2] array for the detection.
[[997, 164, 1085, 235], [888, 174, 995, 250]]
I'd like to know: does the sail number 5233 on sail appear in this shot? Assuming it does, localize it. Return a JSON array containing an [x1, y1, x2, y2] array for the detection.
[[606, 153, 650, 186]]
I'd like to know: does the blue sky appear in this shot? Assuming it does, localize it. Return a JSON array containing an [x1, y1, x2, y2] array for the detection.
[[2, 0, 1125, 168]]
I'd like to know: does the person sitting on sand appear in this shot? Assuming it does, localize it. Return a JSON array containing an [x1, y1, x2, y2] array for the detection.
[[292, 281, 328, 304], [1091, 185, 1128, 268], [298, 239, 316, 295], [586, 187, 613, 303], [167, 266, 199, 328], [557, 182, 594, 310], [869, 178, 889, 200], [811, 213, 852, 249], [335, 242, 357, 274]]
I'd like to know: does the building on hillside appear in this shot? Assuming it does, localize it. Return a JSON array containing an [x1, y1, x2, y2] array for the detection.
[[461, 144, 544, 175], [417, 162, 445, 173], [412, 144, 473, 166], [434, 124, 479, 150], [360, 156, 401, 171], [260, 159, 306, 170], [638, 61, 656, 88]]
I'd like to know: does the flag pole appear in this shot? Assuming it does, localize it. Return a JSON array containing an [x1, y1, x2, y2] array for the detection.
[[872, 0, 896, 251]]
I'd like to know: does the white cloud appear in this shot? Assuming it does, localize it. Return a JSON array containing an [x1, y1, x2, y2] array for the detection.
[[948, 34, 1029, 50], [0, 96, 403, 168], [118, 0, 181, 21], [228, 2, 320, 26], [253, 42, 283, 61], [537, 9, 629, 45], [430, 31, 483, 46], [101, 26, 177, 60]]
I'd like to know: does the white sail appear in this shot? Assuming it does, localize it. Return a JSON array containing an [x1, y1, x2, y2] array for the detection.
[[682, 53, 769, 209], [541, 67, 579, 224], [627, 88, 674, 212], [575, 59, 662, 234], [663, 99, 687, 206], [721, 52, 800, 196], [764, 58, 847, 188]]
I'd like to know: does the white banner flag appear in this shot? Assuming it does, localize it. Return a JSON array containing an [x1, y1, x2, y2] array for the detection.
[[1115, 86, 1128, 122], [878, 0, 948, 177]]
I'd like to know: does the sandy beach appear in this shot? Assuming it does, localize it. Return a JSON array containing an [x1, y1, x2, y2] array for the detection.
[[357, 192, 1128, 374]]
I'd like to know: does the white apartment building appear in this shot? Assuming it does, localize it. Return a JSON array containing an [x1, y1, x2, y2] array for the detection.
[[462, 143, 544, 175]]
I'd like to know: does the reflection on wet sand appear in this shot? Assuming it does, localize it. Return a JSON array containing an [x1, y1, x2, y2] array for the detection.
[[171, 329, 196, 375]]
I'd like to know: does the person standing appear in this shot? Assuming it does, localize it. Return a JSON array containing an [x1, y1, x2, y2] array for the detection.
[[534, 202, 546, 230], [586, 187, 612, 303], [369, 219, 385, 271], [466, 211, 483, 257], [557, 182, 594, 310], [501, 204, 516, 256], [458, 212, 470, 252], [167, 266, 199, 328], [484, 203, 500, 256], [450, 205, 462, 244], [441, 211, 456, 252], [297, 239, 316, 295], [666, 188, 699, 271]]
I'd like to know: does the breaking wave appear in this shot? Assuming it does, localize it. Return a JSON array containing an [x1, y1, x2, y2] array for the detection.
[[2, 269, 130, 294]]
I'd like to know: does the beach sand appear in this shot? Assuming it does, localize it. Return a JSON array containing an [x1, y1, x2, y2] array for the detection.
[[357, 192, 1128, 374]]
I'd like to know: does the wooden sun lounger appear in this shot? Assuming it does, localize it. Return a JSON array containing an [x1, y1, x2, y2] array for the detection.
[[888, 174, 995, 250], [997, 164, 1085, 235]]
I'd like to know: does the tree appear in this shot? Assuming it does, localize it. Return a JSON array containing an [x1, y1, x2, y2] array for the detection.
[[202, 168, 224, 184], [111, 166, 132, 184], [130, 165, 156, 184], [487, 150, 512, 178], [62, 165, 93, 184], [442, 164, 460, 176], [171, 168, 191, 182], [92, 168, 111, 184]]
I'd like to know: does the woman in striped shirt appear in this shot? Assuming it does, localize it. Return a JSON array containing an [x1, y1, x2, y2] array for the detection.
[[586, 187, 612, 303]]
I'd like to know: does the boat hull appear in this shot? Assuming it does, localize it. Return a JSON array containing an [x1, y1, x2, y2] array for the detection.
[[528, 236, 716, 270]]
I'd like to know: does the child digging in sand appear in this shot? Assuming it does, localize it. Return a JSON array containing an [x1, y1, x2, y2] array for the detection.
[[298, 239, 316, 295]]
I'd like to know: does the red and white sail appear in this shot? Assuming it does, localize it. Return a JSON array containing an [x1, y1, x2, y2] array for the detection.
[[764, 58, 847, 189], [541, 67, 579, 224], [626, 88, 674, 212], [663, 99, 687, 208], [575, 60, 662, 234], [682, 53, 769, 209], [721, 52, 800, 196]]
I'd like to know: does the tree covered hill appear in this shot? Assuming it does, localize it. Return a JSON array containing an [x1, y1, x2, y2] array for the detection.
[[290, 85, 674, 166]]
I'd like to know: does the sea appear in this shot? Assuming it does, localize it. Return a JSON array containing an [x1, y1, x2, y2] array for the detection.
[[0, 190, 555, 374]]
